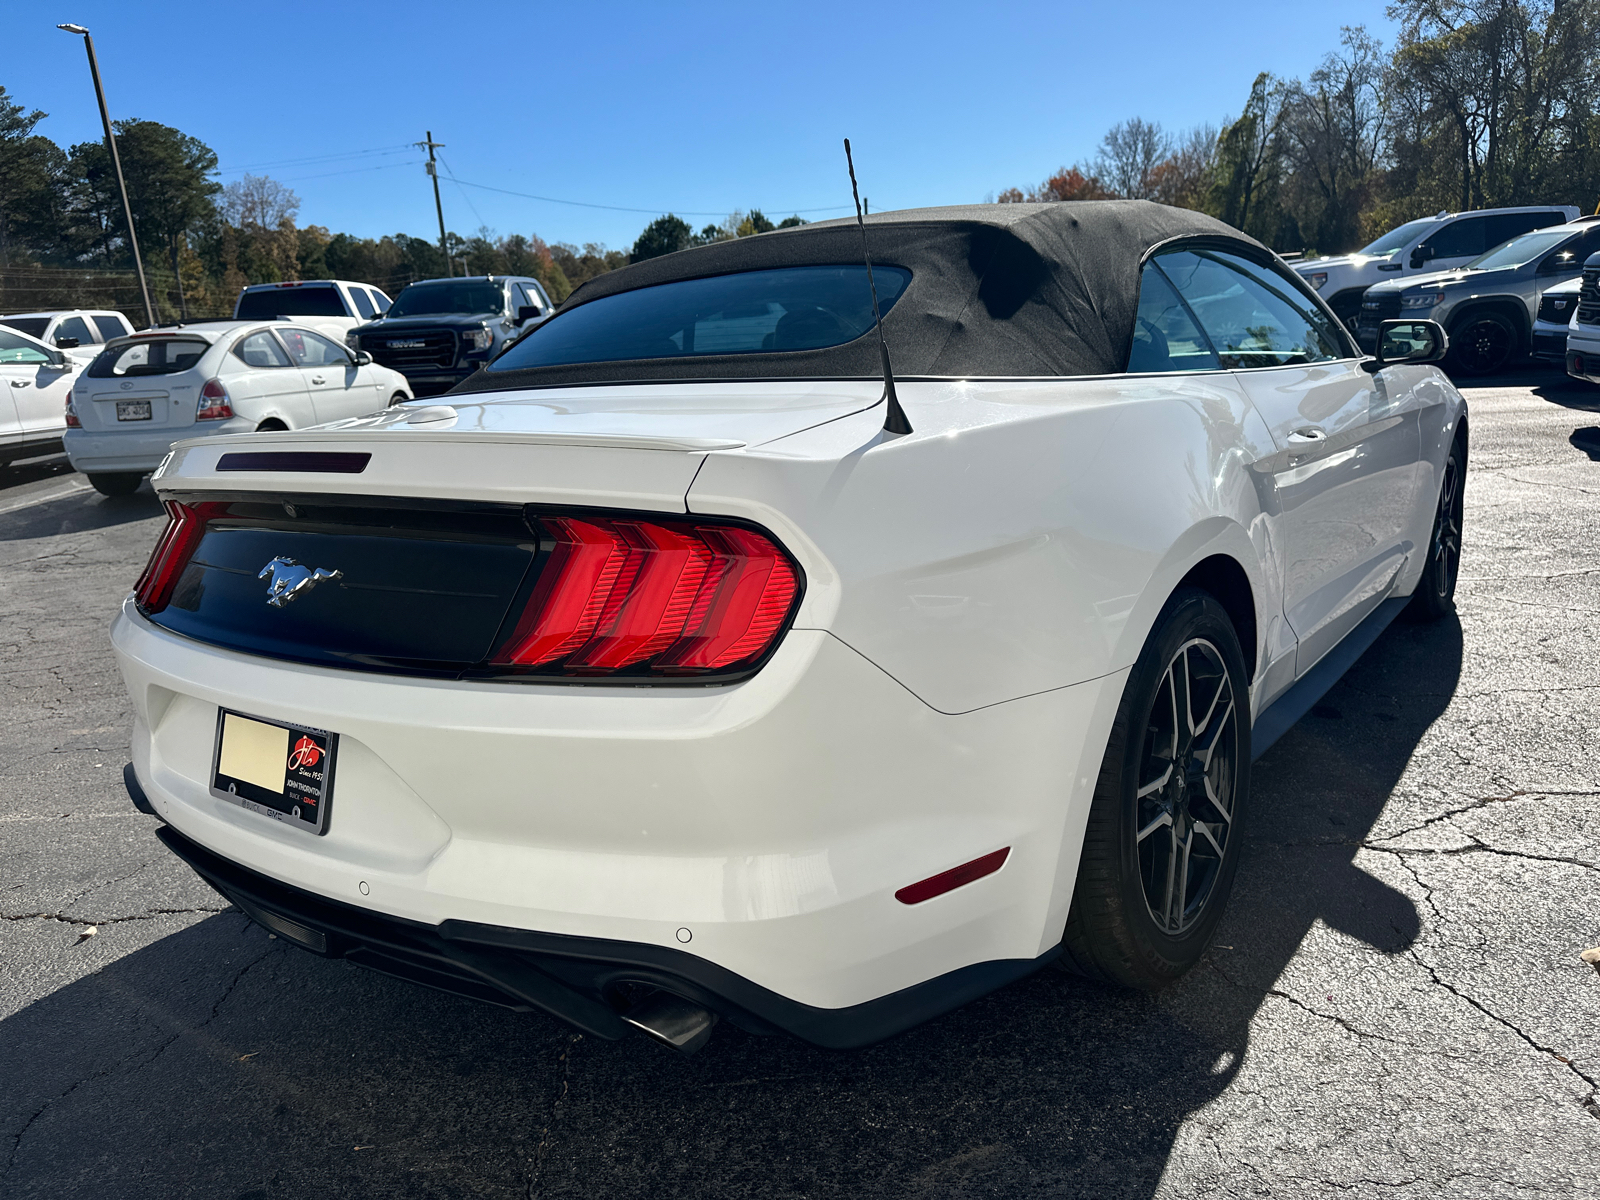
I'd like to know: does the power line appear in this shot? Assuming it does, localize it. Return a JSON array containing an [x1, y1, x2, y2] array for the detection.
[[214, 144, 416, 175], [443, 175, 852, 218]]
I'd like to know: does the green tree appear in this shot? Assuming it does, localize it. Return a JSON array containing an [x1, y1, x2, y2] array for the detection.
[[0, 86, 68, 267], [631, 214, 692, 262], [736, 209, 776, 236], [1207, 73, 1290, 245]]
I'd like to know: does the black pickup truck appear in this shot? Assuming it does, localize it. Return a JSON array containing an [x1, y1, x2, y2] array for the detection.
[[347, 276, 554, 397]]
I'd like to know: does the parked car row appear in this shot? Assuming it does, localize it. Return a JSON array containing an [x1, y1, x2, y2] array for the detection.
[[0, 308, 135, 366], [1293, 206, 1600, 375]]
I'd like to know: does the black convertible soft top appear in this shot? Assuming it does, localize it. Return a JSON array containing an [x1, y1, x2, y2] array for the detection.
[[452, 201, 1266, 393]]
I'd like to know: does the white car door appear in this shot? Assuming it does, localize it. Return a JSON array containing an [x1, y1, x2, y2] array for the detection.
[[278, 326, 378, 422], [1159, 247, 1421, 678], [0, 329, 73, 447], [226, 329, 313, 427]]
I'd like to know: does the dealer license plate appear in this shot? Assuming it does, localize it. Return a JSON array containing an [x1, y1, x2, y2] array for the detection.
[[116, 400, 152, 421], [210, 709, 337, 835]]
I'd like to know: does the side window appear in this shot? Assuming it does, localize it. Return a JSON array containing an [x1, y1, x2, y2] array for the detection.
[[56, 315, 94, 345], [234, 331, 292, 368], [349, 287, 377, 319], [0, 329, 53, 365], [278, 328, 350, 367], [370, 288, 392, 314], [92, 314, 130, 341], [1128, 262, 1217, 373], [516, 283, 542, 314], [1159, 248, 1344, 369], [1540, 227, 1600, 275], [1422, 217, 1487, 259]]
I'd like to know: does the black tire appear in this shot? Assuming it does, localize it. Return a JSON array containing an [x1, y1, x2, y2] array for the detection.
[[255, 419, 288, 432], [86, 472, 143, 497], [1061, 587, 1251, 991], [1406, 434, 1466, 621], [1448, 313, 1517, 375], [389, 392, 408, 406]]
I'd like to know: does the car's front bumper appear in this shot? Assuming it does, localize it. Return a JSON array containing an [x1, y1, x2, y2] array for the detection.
[[1567, 330, 1600, 383], [112, 598, 1117, 1032]]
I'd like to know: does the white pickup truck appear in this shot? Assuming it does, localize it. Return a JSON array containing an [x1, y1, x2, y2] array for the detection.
[[1293, 205, 1578, 327], [232, 280, 393, 341]]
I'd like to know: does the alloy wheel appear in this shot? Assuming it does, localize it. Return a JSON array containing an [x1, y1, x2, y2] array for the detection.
[[1431, 452, 1463, 599], [1134, 638, 1240, 935], [1457, 319, 1512, 374]]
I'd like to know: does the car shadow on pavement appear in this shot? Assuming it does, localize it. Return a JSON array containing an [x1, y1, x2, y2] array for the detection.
[[0, 485, 161, 541], [0, 616, 1462, 1200], [0, 454, 76, 494]]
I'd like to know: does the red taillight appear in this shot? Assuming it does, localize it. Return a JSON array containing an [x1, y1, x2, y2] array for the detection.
[[493, 515, 800, 677], [895, 848, 1011, 905], [133, 501, 226, 612], [64, 396, 81, 428], [196, 378, 233, 420]]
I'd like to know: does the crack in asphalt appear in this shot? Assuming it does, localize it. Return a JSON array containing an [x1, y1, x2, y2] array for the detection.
[[1374, 788, 1600, 841], [1205, 960, 1399, 1045], [525, 1033, 582, 1200], [2, 938, 279, 1183], [0, 906, 232, 928], [1373, 849, 1600, 1118]]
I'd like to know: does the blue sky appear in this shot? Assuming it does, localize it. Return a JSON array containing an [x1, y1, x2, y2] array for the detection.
[[14, 2, 1398, 253]]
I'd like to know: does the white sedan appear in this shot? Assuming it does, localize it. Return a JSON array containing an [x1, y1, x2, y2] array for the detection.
[[112, 203, 1466, 1053], [64, 320, 411, 495], [0, 324, 80, 466]]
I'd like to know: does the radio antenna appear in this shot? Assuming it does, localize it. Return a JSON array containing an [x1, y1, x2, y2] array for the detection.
[[844, 139, 911, 436]]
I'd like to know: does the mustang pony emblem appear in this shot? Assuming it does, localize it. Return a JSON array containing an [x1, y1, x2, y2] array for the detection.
[[259, 556, 342, 608]]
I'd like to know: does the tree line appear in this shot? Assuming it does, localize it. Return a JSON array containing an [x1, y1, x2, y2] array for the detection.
[[997, 4, 1600, 254]]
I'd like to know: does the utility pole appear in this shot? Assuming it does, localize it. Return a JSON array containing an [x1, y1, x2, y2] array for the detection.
[[57, 24, 156, 328], [419, 132, 451, 277]]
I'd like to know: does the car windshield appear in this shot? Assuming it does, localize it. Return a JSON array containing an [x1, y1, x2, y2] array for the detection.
[[488, 265, 912, 371], [1466, 229, 1573, 271], [0, 317, 51, 339], [236, 285, 348, 319], [1358, 220, 1438, 257], [387, 281, 504, 317], [87, 337, 209, 377]]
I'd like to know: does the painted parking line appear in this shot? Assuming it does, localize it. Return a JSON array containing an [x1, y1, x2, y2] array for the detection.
[[0, 478, 92, 517]]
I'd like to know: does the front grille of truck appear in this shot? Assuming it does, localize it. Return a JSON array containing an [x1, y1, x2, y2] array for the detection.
[[1359, 293, 1402, 324], [365, 330, 457, 370], [1577, 267, 1600, 327]]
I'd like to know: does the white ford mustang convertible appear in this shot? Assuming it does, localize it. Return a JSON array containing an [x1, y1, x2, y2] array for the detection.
[[114, 202, 1466, 1053]]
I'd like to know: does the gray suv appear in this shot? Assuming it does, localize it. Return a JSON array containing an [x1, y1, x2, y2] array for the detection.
[[1357, 216, 1600, 374], [348, 276, 553, 397]]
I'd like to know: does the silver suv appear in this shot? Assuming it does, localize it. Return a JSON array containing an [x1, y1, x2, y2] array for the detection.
[[1356, 216, 1600, 374]]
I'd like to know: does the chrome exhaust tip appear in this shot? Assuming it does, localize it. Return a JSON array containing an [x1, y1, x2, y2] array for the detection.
[[622, 992, 718, 1056]]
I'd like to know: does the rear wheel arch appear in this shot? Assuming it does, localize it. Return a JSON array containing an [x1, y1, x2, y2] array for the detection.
[[255, 417, 288, 432], [1449, 299, 1529, 348], [1175, 555, 1257, 682]]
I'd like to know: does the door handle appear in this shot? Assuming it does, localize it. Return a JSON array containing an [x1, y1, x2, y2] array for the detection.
[[1287, 426, 1326, 444], [10, 379, 29, 388], [311, 375, 326, 385]]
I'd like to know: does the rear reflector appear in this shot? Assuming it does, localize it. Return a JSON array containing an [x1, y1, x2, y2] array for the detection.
[[492, 513, 800, 677], [895, 848, 1011, 905], [217, 452, 371, 473]]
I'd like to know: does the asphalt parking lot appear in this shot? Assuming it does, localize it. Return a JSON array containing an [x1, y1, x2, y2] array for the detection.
[[3, 368, 1599, 1198]]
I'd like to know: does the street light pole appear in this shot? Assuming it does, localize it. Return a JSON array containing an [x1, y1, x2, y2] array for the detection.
[[57, 23, 156, 328]]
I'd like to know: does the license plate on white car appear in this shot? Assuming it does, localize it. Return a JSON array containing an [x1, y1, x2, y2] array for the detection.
[[210, 710, 338, 835], [115, 400, 152, 421]]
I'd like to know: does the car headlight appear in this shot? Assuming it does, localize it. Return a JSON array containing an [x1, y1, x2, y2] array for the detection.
[[1400, 292, 1444, 310], [1305, 271, 1328, 290], [463, 325, 493, 352]]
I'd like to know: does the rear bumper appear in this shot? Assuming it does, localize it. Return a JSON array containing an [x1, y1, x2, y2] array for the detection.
[[112, 597, 1115, 1020], [64, 421, 246, 473], [147, 818, 1057, 1048], [1532, 328, 1568, 361]]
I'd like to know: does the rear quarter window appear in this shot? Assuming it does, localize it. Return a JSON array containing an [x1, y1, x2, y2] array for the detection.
[[92, 314, 132, 341], [88, 339, 210, 378], [236, 285, 350, 319]]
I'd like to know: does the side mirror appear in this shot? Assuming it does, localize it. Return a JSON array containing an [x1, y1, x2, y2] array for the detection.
[[55, 335, 80, 349], [44, 356, 72, 371], [352, 350, 372, 366], [515, 305, 540, 325], [1408, 245, 1432, 270], [1363, 319, 1448, 372]]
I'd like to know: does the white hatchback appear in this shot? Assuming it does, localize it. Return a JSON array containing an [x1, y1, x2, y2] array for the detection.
[[64, 321, 411, 495]]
